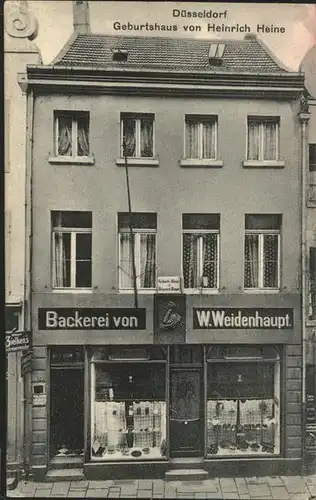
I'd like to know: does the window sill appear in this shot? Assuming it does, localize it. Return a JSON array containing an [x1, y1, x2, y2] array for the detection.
[[48, 155, 95, 165], [115, 157, 159, 167], [119, 289, 157, 294], [52, 288, 93, 294], [184, 289, 219, 294], [180, 159, 223, 168], [243, 288, 280, 293], [242, 160, 284, 169]]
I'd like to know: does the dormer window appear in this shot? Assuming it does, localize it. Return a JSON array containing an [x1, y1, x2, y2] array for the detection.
[[112, 49, 128, 62], [208, 43, 225, 66]]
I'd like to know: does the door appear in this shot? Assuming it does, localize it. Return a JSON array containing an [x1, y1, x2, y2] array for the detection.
[[169, 368, 204, 456], [50, 369, 84, 457]]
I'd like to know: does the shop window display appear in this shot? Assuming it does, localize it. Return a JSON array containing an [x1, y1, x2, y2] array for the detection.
[[91, 352, 167, 461], [206, 350, 280, 457]]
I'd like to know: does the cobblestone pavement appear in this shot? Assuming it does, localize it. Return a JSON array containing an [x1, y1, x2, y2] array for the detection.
[[6, 474, 316, 499]]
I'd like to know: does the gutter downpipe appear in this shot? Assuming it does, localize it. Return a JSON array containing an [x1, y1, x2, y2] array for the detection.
[[299, 101, 310, 476]]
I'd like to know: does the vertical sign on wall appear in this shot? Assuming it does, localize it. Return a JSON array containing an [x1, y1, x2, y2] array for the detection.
[[154, 294, 186, 344]]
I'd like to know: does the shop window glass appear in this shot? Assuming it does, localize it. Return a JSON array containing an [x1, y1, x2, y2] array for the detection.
[[206, 361, 280, 457], [91, 362, 167, 461]]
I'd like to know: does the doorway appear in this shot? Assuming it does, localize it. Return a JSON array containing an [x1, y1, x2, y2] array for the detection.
[[50, 368, 84, 457], [169, 367, 204, 456]]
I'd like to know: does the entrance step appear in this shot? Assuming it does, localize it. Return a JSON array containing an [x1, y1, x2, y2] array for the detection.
[[165, 468, 208, 481], [50, 456, 84, 469], [170, 457, 204, 469], [46, 468, 85, 482]]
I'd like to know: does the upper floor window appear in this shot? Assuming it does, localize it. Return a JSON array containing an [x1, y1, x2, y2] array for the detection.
[[247, 117, 280, 162], [121, 113, 154, 158], [309, 247, 316, 320], [118, 213, 157, 290], [52, 211, 92, 289], [55, 111, 90, 158], [244, 214, 281, 290], [310, 144, 316, 172], [182, 214, 220, 290], [185, 115, 217, 160]]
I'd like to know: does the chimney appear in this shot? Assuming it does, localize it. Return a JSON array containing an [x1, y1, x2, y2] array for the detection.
[[73, 0, 91, 34]]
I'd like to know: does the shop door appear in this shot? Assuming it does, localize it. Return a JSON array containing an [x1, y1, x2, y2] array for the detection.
[[50, 369, 84, 457], [169, 368, 204, 456]]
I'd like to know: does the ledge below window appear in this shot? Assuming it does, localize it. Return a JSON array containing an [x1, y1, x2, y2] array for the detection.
[[180, 159, 223, 168], [242, 160, 285, 169], [115, 157, 159, 167], [48, 156, 95, 166]]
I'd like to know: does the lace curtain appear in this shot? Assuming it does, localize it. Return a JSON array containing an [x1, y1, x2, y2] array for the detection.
[[183, 234, 217, 288], [57, 116, 89, 156], [186, 120, 216, 159], [120, 232, 156, 288], [244, 234, 259, 288], [248, 121, 277, 161], [140, 118, 153, 157], [77, 117, 89, 156]]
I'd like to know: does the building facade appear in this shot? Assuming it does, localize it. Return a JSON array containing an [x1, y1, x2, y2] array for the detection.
[[23, 1, 307, 481], [4, 0, 42, 482], [300, 44, 316, 473]]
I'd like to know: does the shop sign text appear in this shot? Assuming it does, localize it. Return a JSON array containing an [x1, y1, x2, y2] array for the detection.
[[5, 330, 32, 352], [38, 308, 146, 330], [193, 308, 293, 329]]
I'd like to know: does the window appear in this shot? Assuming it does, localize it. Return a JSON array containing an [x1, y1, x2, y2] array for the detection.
[[309, 248, 316, 319], [118, 213, 156, 290], [310, 144, 316, 172], [55, 111, 89, 158], [121, 114, 154, 158], [206, 346, 280, 457], [52, 211, 92, 289], [244, 214, 281, 290], [185, 116, 217, 160], [247, 117, 280, 162], [182, 214, 220, 290], [309, 145, 316, 202]]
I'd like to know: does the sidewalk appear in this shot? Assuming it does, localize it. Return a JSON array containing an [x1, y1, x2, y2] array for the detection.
[[6, 474, 316, 499]]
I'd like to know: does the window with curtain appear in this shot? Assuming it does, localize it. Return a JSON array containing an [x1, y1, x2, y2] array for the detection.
[[55, 111, 90, 158], [244, 214, 281, 290], [309, 248, 316, 319], [118, 213, 157, 290], [121, 114, 154, 158], [185, 116, 217, 159], [52, 211, 92, 289], [182, 214, 220, 290], [247, 117, 279, 162]]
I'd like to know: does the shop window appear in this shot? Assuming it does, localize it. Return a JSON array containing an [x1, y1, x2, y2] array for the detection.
[[5, 306, 20, 332], [182, 214, 220, 290], [309, 247, 316, 319], [91, 350, 167, 461], [118, 212, 157, 290], [170, 345, 202, 364], [51, 211, 92, 289], [55, 111, 90, 158], [50, 346, 84, 364], [206, 346, 280, 457], [121, 113, 154, 158], [244, 214, 281, 290], [247, 117, 280, 162], [185, 115, 218, 160]]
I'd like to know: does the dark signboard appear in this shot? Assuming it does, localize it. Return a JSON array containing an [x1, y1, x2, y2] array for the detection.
[[38, 308, 146, 330], [154, 294, 186, 343], [193, 308, 294, 329], [5, 330, 32, 353]]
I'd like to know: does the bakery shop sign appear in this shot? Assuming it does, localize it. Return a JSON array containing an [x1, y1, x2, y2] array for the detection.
[[38, 308, 146, 330], [193, 308, 294, 329]]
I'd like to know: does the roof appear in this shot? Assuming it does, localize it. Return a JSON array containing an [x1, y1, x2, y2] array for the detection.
[[52, 34, 288, 74]]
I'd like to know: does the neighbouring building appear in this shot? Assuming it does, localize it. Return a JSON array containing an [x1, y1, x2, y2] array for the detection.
[[22, 0, 308, 481], [300, 43, 316, 473], [4, 0, 42, 483]]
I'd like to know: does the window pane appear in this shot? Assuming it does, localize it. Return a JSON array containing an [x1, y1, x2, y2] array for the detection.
[[140, 118, 153, 157], [263, 122, 277, 160], [245, 214, 281, 230], [170, 371, 200, 420], [77, 116, 89, 156], [119, 233, 133, 288], [140, 234, 156, 288], [123, 118, 136, 156], [263, 235, 278, 288], [309, 144, 316, 172], [118, 212, 157, 230], [183, 233, 198, 288], [244, 234, 259, 288], [202, 121, 216, 159], [76, 233, 92, 260], [52, 211, 92, 229], [202, 234, 218, 288], [57, 116, 72, 156], [186, 120, 199, 158], [247, 122, 260, 160], [53, 232, 71, 287], [76, 260, 91, 287], [183, 213, 220, 230]]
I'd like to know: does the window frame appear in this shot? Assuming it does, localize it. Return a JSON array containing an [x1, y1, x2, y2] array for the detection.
[[54, 111, 90, 159], [243, 116, 284, 169], [120, 113, 155, 159], [118, 226, 157, 292], [181, 228, 220, 293], [308, 247, 316, 321], [51, 215, 92, 291], [244, 228, 281, 291], [184, 115, 218, 161]]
